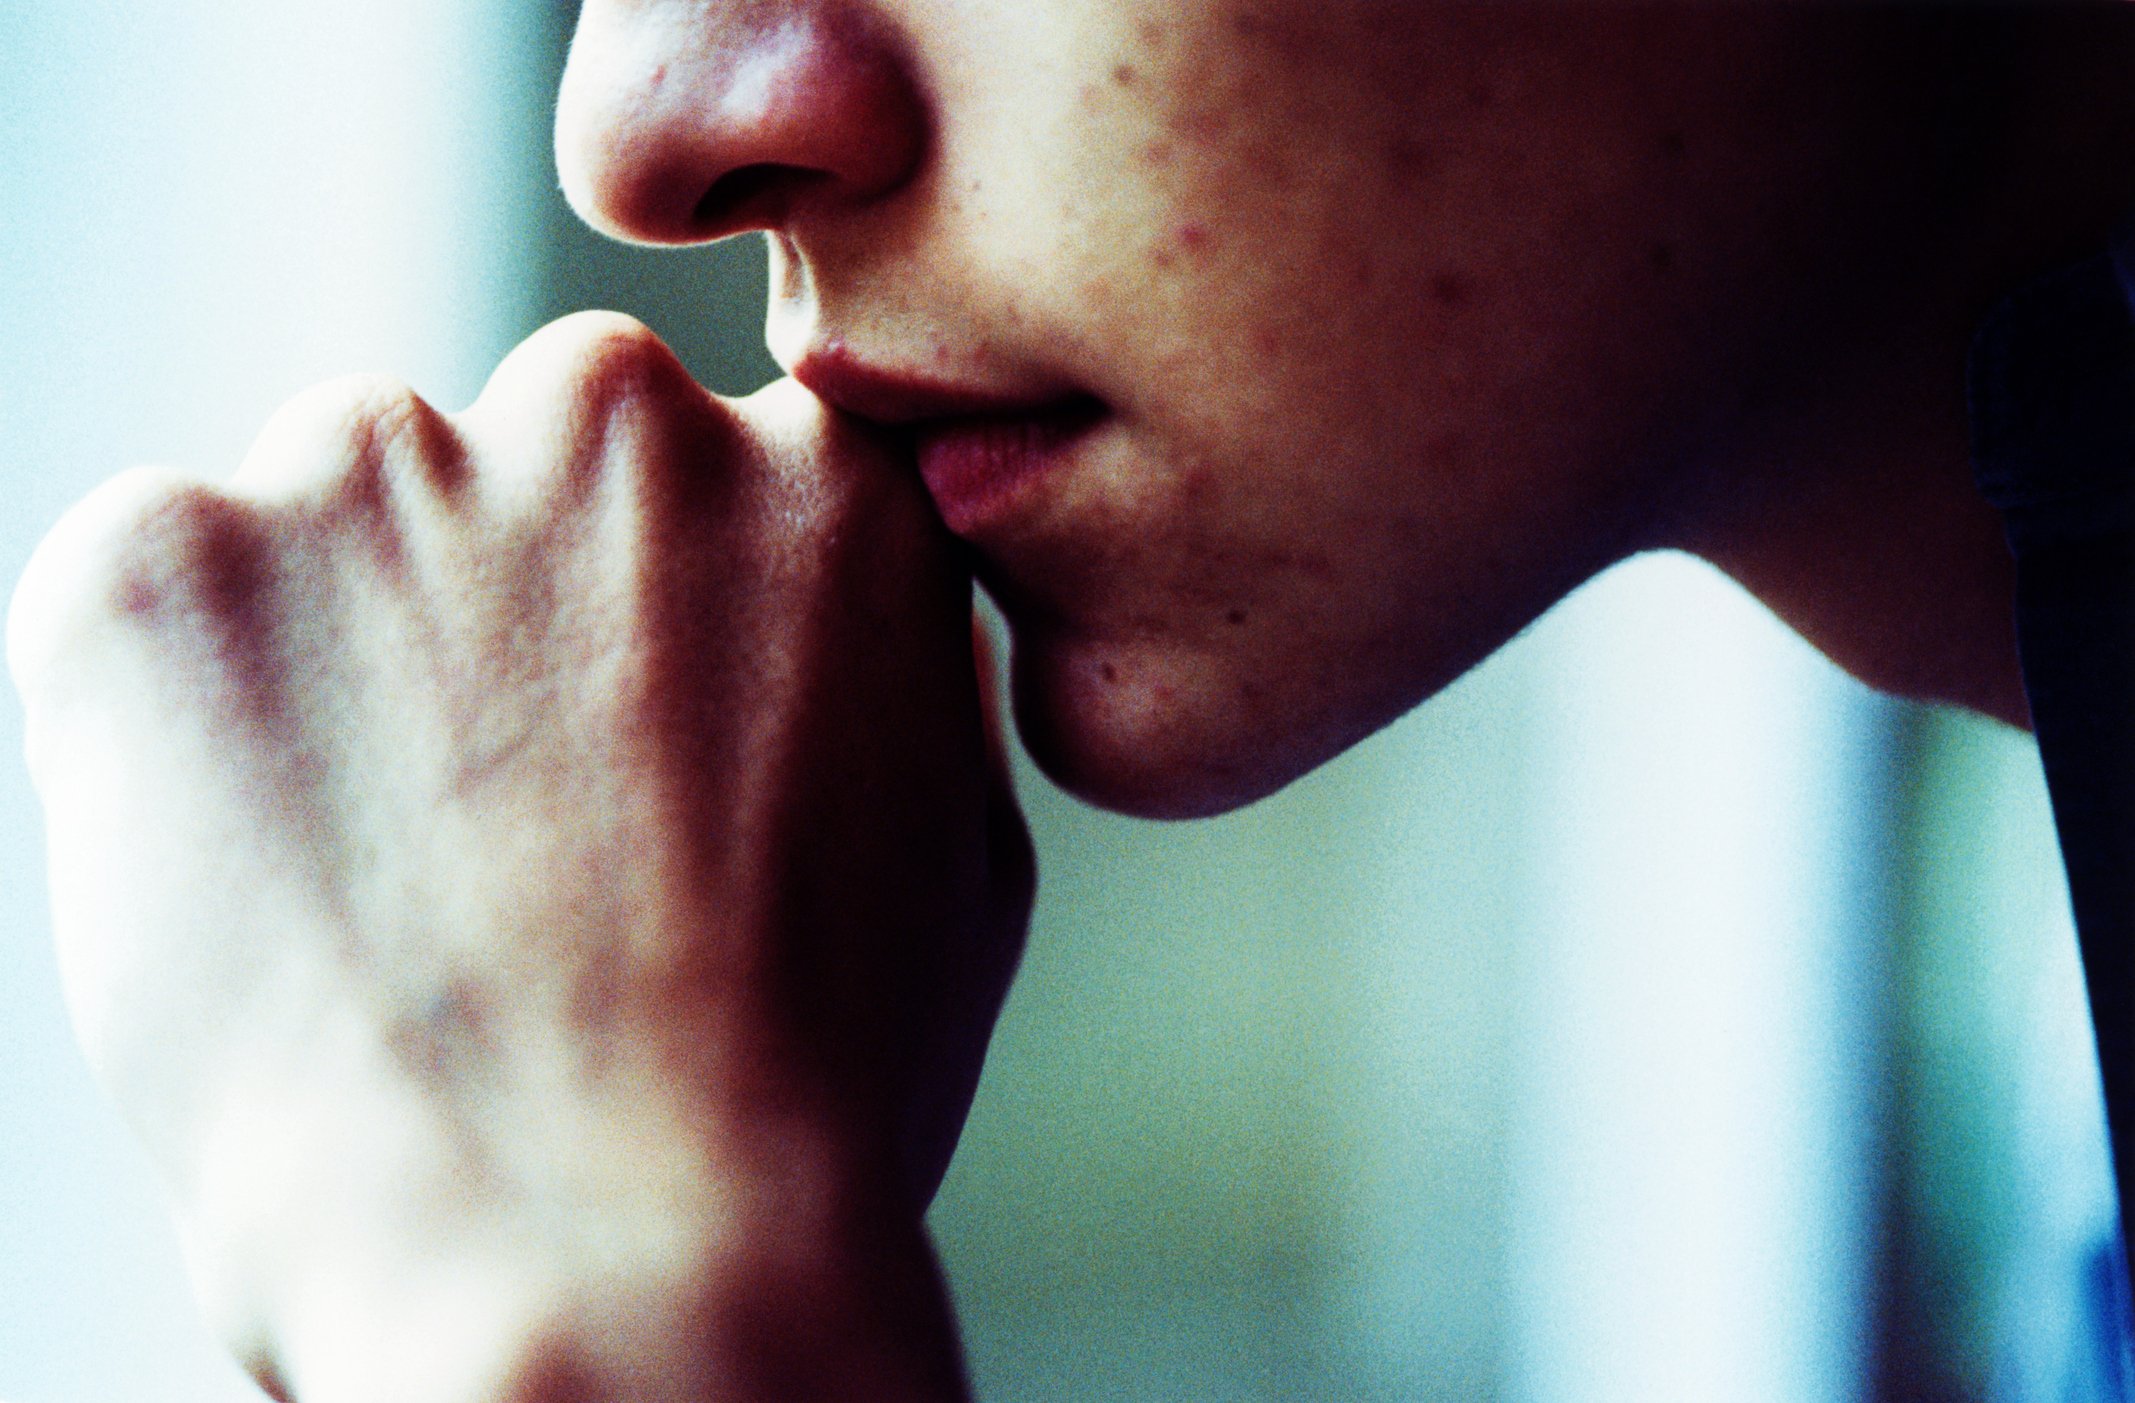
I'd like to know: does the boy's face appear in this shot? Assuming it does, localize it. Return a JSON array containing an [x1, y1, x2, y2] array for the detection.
[[560, 2, 1953, 816]]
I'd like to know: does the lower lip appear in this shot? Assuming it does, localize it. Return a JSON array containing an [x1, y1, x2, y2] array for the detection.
[[913, 401, 1105, 534]]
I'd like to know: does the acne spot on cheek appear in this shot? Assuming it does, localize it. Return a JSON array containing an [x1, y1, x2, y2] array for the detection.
[[1141, 140, 1175, 167], [1152, 222, 1211, 270], [1113, 63, 1139, 87], [1139, 20, 1167, 45], [1648, 242, 1676, 275], [1100, 662, 1120, 683], [1226, 609, 1249, 626], [1251, 327, 1280, 357]]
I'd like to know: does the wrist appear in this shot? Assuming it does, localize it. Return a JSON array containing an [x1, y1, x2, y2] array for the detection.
[[185, 1059, 965, 1402]]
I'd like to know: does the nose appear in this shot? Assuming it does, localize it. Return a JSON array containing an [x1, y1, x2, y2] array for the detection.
[[556, 3, 928, 246]]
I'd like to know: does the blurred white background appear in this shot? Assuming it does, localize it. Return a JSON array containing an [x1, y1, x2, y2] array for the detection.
[[0, 5, 2113, 1401]]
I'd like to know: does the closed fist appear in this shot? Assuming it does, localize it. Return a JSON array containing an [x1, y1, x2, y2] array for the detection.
[[8, 313, 1031, 1403]]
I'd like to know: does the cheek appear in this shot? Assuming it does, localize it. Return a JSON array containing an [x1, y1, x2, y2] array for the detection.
[[981, 9, 1825, 814]]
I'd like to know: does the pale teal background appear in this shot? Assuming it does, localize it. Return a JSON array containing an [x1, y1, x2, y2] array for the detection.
[[0, 6, 2112, 1400]]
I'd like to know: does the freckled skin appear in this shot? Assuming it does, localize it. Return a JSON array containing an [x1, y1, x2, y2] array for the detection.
[[15, 7, 2135, 1401], [692, 3, 2027, 814], [760, 1, 2112, 815]]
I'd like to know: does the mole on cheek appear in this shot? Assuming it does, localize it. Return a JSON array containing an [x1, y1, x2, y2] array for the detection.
[[1429, 271, 1474, 308]]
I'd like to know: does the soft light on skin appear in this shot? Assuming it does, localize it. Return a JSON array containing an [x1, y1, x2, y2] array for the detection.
[[560, 2, 2130, 821]]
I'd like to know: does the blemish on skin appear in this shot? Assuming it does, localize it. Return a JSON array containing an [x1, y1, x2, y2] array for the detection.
[[1141, 140, 1176, 166], [1152, 247, 1177, 270], [1113, 63, 1139, 87], [1658, 130, 1688, 159], [1100, 662, 1120, 683], [1430, 271, 1474, 308], [1648, 242, 1676, 274], [1251, 327, 1280, 357], [1226, 609, 1249, 626], [1176, 224, 1210, 253], [1139, 20, 1167, 44]]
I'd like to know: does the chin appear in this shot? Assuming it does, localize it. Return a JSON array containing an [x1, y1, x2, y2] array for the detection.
[[1006, 633, 1341, 821]]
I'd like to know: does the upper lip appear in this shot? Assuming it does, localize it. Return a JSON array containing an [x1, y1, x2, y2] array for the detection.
[[790, 340, 1100, 427]]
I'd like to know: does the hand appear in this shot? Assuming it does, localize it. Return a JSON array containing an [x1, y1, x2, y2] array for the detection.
[[8, 313, 1033, 1403]]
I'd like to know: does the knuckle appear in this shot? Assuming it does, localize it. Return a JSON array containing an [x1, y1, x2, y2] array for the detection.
[[481, 312, 699, 422], [8, 468, 262, 701], [235, 372, 452, 508], [525, 309, 689, 398], [463, 313, 734, 504]]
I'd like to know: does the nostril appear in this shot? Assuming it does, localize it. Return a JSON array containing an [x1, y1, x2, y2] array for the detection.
[[693, 163, 831, 238]]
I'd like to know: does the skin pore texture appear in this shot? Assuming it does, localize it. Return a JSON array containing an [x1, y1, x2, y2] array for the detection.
[[11, 4, 2135, 1400], [561, 1, 2135, 819]]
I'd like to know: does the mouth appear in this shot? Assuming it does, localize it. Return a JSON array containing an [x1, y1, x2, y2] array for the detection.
[[791, 342, 1107, 534]]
